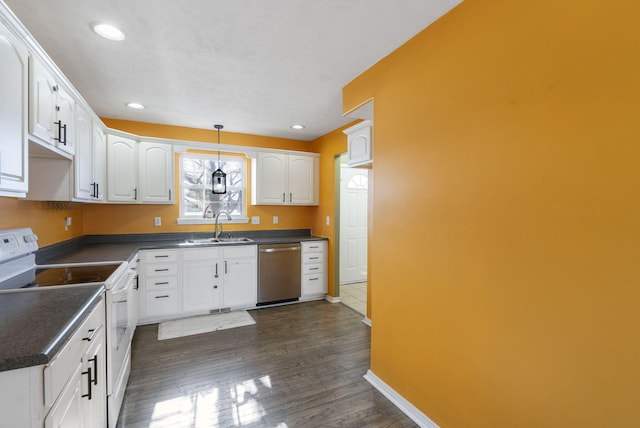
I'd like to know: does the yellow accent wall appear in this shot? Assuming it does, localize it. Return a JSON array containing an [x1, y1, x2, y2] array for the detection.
[[344, 0, 640, 426], [309, 126, 351, 297], [0, 198, 83, 246]]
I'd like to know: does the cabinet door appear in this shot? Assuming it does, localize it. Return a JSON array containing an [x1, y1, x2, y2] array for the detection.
[[288, 155, 318, 205], [92, 123, 106, 201], [82, 327, 106, 427], [29, 57, 56, 144], [45, 365, 84, 428], [183, 259, 222, 313], [0, 23, 28, 195], [74, 106, 93, 200], [345, 120, 373, 167], [55, 86, 75, 155], [223, 249, 257, 308], [252, 152, 287, 205], [107, 134, 138, 202], [139, 141, 173, 203]]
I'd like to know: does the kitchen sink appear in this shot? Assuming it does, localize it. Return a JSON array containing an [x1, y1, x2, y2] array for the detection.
[[183, 237, 253, 245]]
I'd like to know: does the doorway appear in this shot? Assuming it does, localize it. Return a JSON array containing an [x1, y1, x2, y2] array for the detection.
[[337, 154, 369, 316]]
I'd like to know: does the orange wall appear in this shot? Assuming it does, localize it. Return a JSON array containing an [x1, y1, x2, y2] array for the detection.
[[309, 126, 351, 296], [0, 198, 83, 246], [344, 0, 640, 426]]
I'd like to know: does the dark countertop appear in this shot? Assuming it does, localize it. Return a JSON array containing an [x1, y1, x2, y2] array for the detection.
[[38, 229, 328, 264], [0, 285, 104, 372]]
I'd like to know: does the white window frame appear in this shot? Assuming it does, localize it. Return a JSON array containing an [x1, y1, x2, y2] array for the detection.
[[177, 153, 249, 225]]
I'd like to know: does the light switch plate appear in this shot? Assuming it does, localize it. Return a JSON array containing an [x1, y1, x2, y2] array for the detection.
[[326, 216, 331, 226], [252, 216, 260, 224], [273, 216, 279, 225], [154, 217, 161, 226]]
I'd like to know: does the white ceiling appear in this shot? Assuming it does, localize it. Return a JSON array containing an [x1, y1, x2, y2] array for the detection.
[[4, 0, 461, 141]]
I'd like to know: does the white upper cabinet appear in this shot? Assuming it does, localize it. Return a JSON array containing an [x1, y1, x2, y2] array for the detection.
[[343, 120, 373, 168], [251, 152, 319, 205], [92, 123, 106, 201], [138, 141, 174, 203], [0, 21, 29, 197], [106, 135, 174, 204], [288, 155, 317, 205], [74, 106, 106, 201], [29, 57, 75, 155], [107, 134, 138, 202]]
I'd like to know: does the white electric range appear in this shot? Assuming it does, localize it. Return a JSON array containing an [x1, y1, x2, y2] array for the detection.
[[0, 228, 137, 428]]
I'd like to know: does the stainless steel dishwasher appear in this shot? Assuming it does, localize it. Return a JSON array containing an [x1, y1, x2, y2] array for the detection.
[[258, 243, 301, 305]]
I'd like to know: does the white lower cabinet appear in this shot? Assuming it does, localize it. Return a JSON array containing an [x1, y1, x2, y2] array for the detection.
[[139, 249, 180, 323], [182, 247, 222, 314], [222, 246, 258, 309], [44, 297, 106, 428], [301, 241, 328, 300]]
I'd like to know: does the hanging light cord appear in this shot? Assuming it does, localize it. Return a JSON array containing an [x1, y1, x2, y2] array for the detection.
[[215, 124, 223, 167]]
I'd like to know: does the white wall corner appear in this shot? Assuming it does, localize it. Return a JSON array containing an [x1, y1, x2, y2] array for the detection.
[[325, 295, 341, 303], [364, 370, 439, 428]]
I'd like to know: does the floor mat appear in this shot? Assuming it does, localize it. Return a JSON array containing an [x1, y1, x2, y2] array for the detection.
[[157, 311, 255, 340]]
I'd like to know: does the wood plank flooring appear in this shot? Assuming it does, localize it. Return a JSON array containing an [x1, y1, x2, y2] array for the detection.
[[116, 301, 417, 428]]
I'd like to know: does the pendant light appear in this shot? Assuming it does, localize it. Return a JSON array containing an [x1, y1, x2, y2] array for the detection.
[[212, 124, 227, 194]]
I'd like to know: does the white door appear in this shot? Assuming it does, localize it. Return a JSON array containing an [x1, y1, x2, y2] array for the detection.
[[339, 166, 368, 284]]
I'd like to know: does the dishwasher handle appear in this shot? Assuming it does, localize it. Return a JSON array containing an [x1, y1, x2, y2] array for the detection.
[[260, 246, 301, 253]]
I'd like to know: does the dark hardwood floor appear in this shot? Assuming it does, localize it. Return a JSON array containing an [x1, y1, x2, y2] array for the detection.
[[116, 300, 417, 428]]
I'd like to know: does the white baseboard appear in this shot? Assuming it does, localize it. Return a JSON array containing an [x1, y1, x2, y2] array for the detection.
[[325, 295, 341, 303], [362, 316, 372, 327], [364, 370, 439, 428]]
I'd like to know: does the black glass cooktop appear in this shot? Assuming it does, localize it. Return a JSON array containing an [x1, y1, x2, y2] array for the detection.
[[32, 264, 122, 287]]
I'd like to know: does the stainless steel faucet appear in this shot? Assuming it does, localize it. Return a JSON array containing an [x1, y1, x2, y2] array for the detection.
[[214, 210, 232, 239]]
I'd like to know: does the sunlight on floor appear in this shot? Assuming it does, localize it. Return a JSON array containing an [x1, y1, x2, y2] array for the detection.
[[149, 376, 289, 427]]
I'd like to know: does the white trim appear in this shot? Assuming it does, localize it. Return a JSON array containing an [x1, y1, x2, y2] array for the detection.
[[362, 317, 372, 327], [364, 370, 439, 428], [325, 295, 341, 303]]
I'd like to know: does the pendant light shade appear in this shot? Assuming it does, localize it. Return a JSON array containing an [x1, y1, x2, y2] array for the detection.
[[212, 124, 227, 194]]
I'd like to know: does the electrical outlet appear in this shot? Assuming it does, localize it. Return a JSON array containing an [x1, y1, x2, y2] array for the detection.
[[66, 217, 72, 227], [326, 216, 331, 226], [252, 216, 260, 225], [154, 217, 161, 226], [273, 215, 279, 225]]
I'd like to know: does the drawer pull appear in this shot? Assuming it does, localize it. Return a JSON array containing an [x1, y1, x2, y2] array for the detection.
[[309, 245, 319, 249], [154, 255, 170, 258], [309, 257, 319, 260], [309, 278, 319, 281], [154, 281, 169, 285], [155, 268, 170, 272], [155, 295, 170, 299], [310, 267, 319, 271], [83, 328, 98, 342]]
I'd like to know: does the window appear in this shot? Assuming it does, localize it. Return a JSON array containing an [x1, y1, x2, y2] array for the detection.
[[179, 153, 248, 223]]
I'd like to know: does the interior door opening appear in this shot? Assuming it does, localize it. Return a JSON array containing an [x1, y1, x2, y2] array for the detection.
[[336, 154, 369, 316]]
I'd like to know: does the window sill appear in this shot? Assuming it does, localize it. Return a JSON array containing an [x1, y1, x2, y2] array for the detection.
[[177, 217, 249, 225]]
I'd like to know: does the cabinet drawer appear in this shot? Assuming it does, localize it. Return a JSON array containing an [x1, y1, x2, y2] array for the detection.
[[44, 299, 105, 408], [182, 247, 220, 261], [302, 274, 325, 295], [144, 264, 178, 277], [144, 250, 178, 263], [302, 253, 324, 264], [145, 276, 179, 290], [302, 263, 323, 275], [223, 245, 256, 259], [302, 242, 324, 253], [146, 290, 180, 317]]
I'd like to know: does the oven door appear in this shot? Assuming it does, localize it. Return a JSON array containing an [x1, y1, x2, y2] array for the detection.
[[107, 270, 136, 395]]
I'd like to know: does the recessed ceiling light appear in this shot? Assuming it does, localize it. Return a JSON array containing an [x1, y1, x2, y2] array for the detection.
[[92, 23, 125, 41], [291, 124, 305, 130], [126, 102, 145, 110]]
